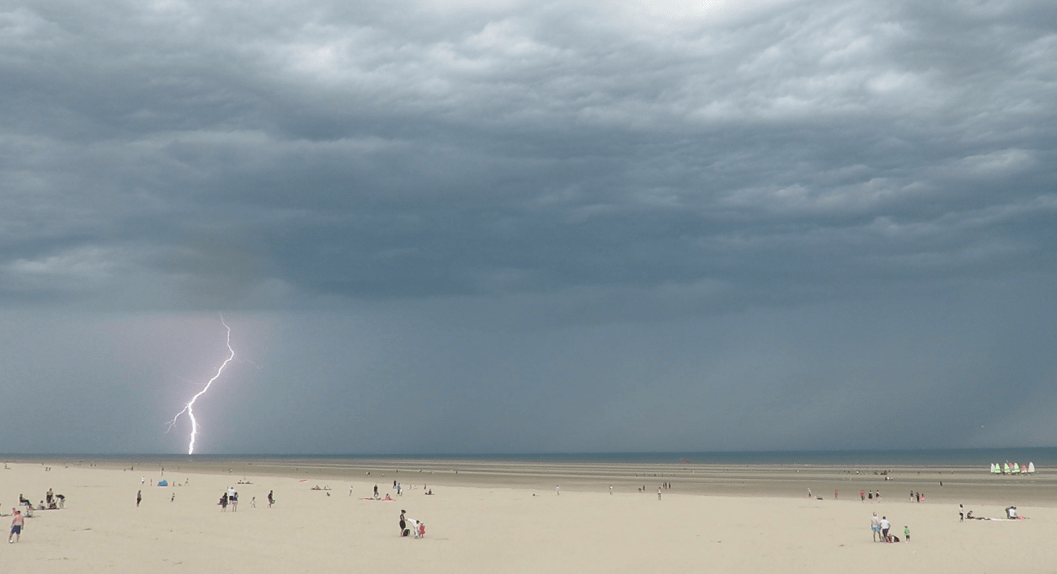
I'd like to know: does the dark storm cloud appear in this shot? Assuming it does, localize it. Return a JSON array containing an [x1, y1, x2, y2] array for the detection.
[[0, 0, 1054, 453], [2, 0, 1054, 310]]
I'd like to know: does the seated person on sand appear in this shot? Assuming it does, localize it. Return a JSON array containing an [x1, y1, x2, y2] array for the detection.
[[311, 485, 322, 490], [384, 494, 393, 501], [1006, 506, 1018, 519]]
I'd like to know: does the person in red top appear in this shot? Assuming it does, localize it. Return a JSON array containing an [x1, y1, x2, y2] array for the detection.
[[860, 490, 865, 502], [418, 522, 425, 538]]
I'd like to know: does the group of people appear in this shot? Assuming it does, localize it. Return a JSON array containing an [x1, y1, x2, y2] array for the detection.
[[855, 489, 882, 501], [9, 488, 65, 543], [959, 503, 1023, 521], [20, 489, 64, 511], [870, 512, 909, 543], [219, 487, 240, 511], [398, 509, 425, 538]]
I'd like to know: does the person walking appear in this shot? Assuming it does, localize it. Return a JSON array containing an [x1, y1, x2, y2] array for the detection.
[[267, 490, 275, 508], [136, 490, 142, 507], [9, 510, 24, 543]]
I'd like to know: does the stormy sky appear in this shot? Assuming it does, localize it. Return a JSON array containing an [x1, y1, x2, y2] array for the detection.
[[1, 0, 1055, 454]]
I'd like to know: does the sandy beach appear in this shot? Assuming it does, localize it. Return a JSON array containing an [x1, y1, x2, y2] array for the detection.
[[2, 457, 1055, 573]]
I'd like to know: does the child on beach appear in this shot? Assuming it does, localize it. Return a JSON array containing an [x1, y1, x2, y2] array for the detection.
[[904, 525, 910, 542]]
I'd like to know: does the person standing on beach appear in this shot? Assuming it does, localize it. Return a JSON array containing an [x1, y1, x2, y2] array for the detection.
[[834, 489, 838, 500], [860, 490, 865, 502], [880, 516, 890, 542], [871, 513, 881, 542], [136, 490, 142, 507], [556, 485, 560, 496], [903, 525, 910, 542], [267, 490, 274, 508], [9, 510, 23, 543], [658, 487, 662, 500], [959, 504, 964, 521], [807, 488, 812, 498], [399, 510, 407, 536]]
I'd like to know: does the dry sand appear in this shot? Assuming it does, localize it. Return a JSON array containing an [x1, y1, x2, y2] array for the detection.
[[2, 457, 1055, 573]]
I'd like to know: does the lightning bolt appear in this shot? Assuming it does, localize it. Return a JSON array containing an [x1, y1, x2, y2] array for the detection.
[[165, 314, 235, 455]]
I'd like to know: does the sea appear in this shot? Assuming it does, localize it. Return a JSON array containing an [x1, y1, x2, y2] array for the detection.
[[75, 447, 1056, 467]]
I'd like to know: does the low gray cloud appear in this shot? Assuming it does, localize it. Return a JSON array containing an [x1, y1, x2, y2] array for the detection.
[[0, 0, 1054, 453]]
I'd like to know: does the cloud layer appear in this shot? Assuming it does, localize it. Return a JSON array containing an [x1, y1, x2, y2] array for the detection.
[[1, 0, 1054, 453]]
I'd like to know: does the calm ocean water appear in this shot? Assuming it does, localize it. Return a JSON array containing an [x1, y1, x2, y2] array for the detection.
[[174, 448, 1057, 467]]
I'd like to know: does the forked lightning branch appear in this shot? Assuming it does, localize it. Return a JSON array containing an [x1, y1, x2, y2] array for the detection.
[[165, 315, 236, 455]]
